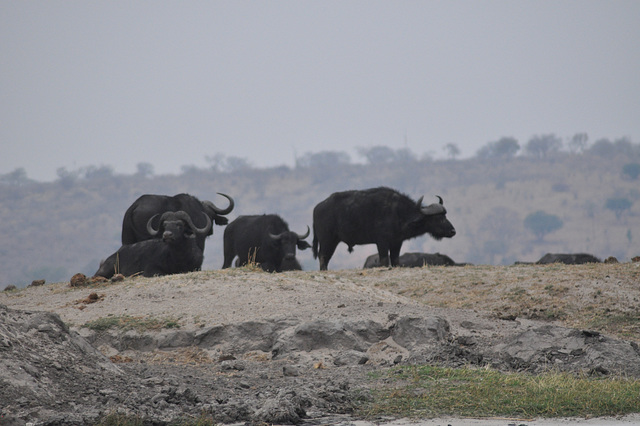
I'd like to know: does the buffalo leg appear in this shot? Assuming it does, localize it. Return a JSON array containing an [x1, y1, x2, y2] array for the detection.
[[222, 245, 235, 269], [389, 244, 402, 267], [318, 239, 339, 270], [376, 244, 390, 267]]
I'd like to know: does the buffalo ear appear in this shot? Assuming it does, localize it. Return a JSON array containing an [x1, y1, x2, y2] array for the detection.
[[297, 240, 312, 250], [214, 216, 229, 225]]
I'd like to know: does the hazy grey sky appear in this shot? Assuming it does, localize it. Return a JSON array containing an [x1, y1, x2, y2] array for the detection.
[[2, 1, 639, 181]]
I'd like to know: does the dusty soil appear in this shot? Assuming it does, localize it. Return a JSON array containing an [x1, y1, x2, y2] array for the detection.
[[1, 262, 640, 425]]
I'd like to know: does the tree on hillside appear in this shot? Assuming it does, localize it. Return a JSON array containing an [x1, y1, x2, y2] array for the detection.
[[295, 151, 351, 168], [135, 162, 154, 178], [83, 165, 114, 180], [588, 138, 614, 158], [357, 146, 417, 164], [395, 147, 417, 163], [524, 210, 563, 241], [357, 146, 395, 164], [613, 137, 634, 157], [568, 133, 589, 153], [605, 197, 633, 220], [205, 154, 252, 173], [622, 163, 640, 180], [525, 134, 562, 159], [589, 137, 636, 159], [0, 168, 31, 186], [443, 143, 461, 160], [476, 137, 520, 160], [56, 167, 79, 189]]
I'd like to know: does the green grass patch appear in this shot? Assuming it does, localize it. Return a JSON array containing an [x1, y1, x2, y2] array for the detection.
[[83, 315, 181, 332], [358, 365, 640, 419]]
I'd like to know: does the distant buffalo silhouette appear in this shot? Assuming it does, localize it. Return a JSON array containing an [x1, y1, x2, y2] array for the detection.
[[514, 253, 603, 265], [364, 252, 463, 268]]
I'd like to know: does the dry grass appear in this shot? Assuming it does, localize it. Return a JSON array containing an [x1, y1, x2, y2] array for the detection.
[[368, 262, 640, 341]]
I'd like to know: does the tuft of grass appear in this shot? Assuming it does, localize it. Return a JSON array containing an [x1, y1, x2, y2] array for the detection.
[[83, 315, 181, 332], [358, 365, 640, 419], [236, 247, 265, 272]]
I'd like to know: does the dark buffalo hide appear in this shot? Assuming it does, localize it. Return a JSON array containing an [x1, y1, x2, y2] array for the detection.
[[121, 193, 233, 251], [536, 253, 601, 265], [312, 187, 456, 270], [223, 214, 311, 272], [95, 211, 211, 278], [363, 252, 458, 268]]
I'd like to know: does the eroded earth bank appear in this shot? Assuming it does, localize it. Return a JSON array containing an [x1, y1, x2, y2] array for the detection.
[[1, 264, 639, 424]]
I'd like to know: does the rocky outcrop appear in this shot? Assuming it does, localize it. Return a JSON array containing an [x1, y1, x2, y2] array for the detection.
[[3, 302, 640, 425]]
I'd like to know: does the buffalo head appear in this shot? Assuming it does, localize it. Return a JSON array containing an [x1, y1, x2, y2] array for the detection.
[[146, 211, 212, 243], [269, 226, 311, 260]]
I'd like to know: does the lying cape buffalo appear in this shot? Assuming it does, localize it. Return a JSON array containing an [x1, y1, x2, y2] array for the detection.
[[95, 211, 212, 278], [121, 193, 234, 251], [312, 187, 456, 270], [536, 253, 602, 265], [363, 252, 458, 268], [223, 214, 311, 272]]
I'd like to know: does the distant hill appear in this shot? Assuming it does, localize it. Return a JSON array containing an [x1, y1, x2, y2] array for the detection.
[[1, 147, 639, 288]]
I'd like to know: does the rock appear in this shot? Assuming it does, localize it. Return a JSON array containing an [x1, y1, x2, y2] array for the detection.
[[253, 390, 307, 424], [111, 273, 125, 282], [333, 350, 369, 366], [69, 273, 88, 287], [283, 365, 300, 377], [272, 319, 388, 357], [492, 325, 640, 375], [391, 316, 451, 349]]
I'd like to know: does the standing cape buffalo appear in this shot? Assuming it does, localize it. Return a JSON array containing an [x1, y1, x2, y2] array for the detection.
[[95, 210, 212, 278], [121, 193, 234, 251], [312, 187, 456, 270], [222, 215, 311, 272], [363, 252, 457, 268]]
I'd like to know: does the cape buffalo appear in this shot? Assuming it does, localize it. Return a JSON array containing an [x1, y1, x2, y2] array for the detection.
[[222, 214, 311, 272], [95, 210, 212, 278], [363, 252, 457, 268], [121, 193, 234, 251], [312, 187, 456, 270], [536, 253, 601, 265]]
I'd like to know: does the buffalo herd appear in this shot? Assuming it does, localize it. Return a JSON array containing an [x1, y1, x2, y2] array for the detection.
[[93, 186, 603, 278]]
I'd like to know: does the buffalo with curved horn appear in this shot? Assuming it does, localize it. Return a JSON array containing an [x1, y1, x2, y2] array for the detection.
[[223, 215, 311, 272], [312, 187, 456, 270], [122, 193, 234, 251], [95, 210, 211, 278]]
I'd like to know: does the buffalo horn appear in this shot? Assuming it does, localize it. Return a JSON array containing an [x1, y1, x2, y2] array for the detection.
[[203, 193, 235, 215], [268, 231, 284, 241], [146, 213, 161, 236], [420, 196, 446, 216], [172, 210, 212, 235], [296, 225, 311, 240]]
